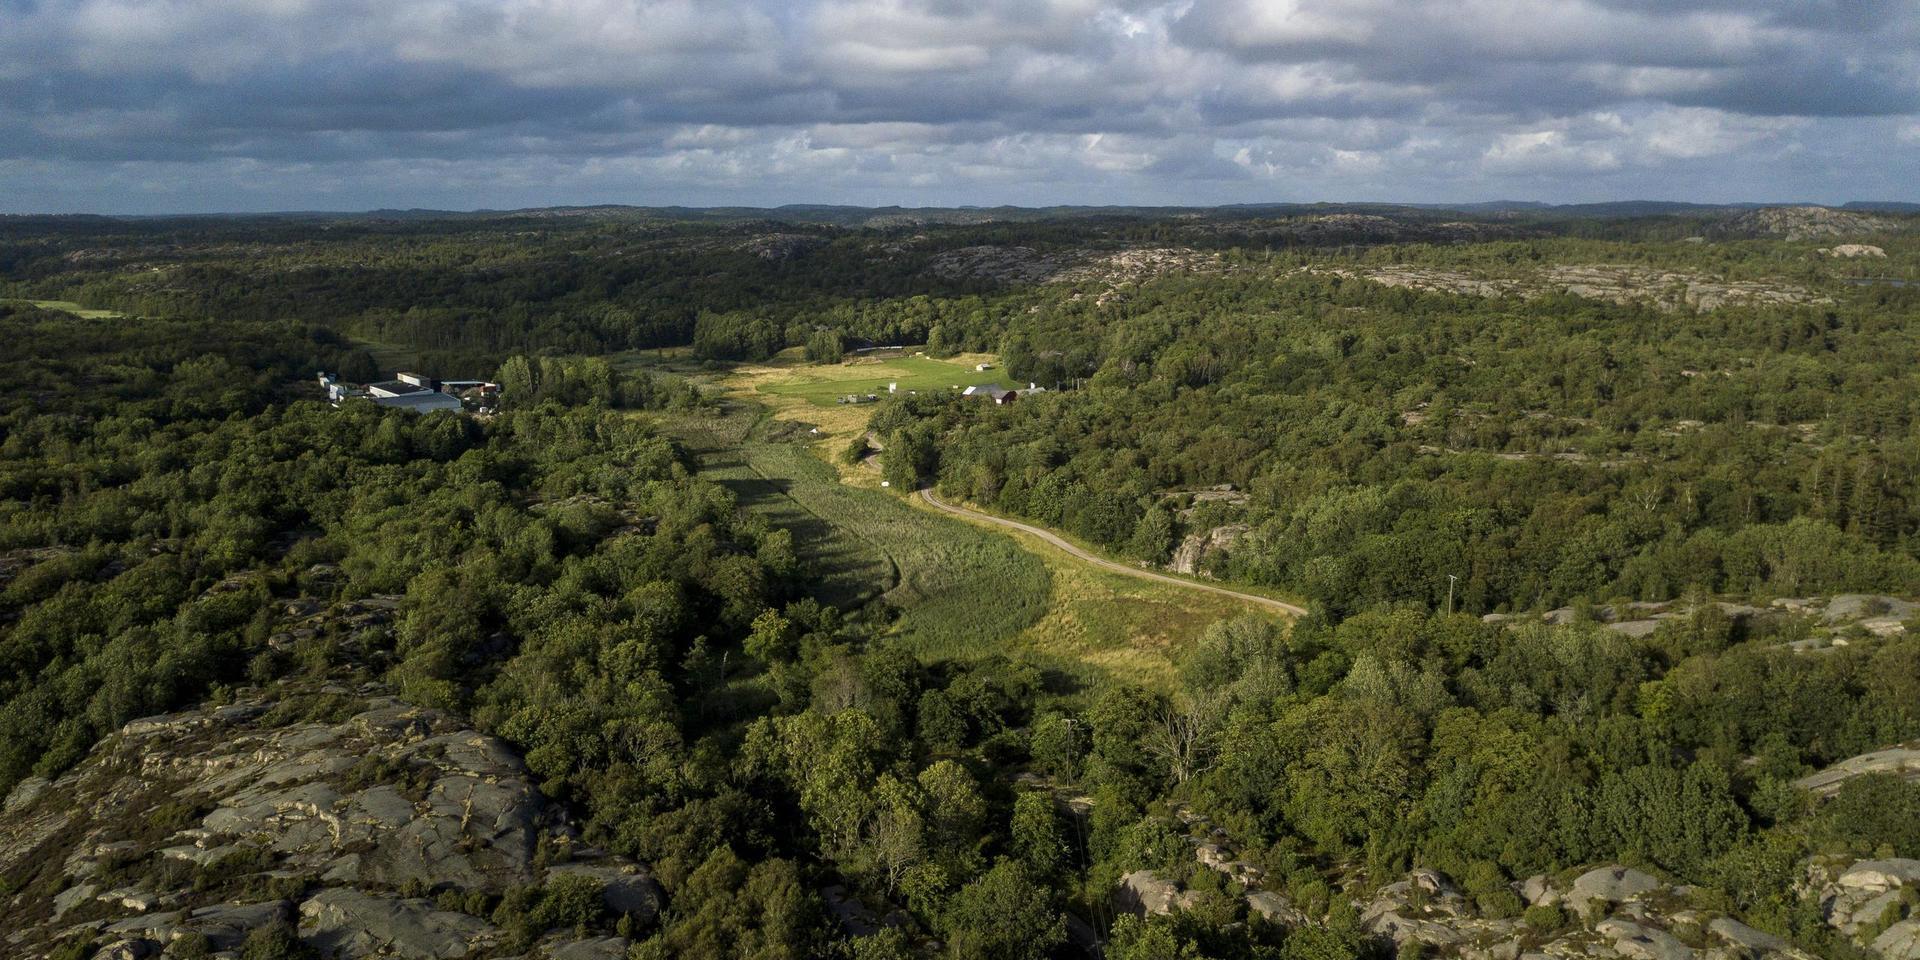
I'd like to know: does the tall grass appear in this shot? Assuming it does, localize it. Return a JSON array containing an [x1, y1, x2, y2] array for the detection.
[[657, 403, 1052, 659]]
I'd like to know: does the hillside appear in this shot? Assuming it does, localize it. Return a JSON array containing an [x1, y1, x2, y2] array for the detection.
[[5, 208, 1920, 960]]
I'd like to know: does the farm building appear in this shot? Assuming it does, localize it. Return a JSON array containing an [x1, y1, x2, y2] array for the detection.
[[321, 371, 494, 414], [962, 384, 1018, 405]]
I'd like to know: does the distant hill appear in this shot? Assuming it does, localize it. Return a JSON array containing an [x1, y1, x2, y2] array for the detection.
[[1716, 205, 1909, 241]]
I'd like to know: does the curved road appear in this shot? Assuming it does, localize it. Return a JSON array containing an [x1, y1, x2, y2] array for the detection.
[[919, 488, 1307, 617]]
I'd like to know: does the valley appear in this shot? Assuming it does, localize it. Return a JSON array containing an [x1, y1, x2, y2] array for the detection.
[[3, 202, 1920, 960]]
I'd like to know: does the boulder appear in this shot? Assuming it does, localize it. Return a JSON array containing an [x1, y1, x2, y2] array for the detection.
[[540, 935, 633, 960], [1875, 920, 1920, 960], [1606, 619, 1663, 638], [1796, 747, 1920, 797], [1169, 525, 1248, 577], [88, 940, 156, 960], [3, 776, 50, 813], [1245, 891, 1305, 926], [183, 900, 294, 949], [299, 888, 498, 960], [1114, 871, 1192, 916], [1566, 866, 1660, 915], [1194, 842, 1232, 871], [1518, 874, 1559, 906], [1824, 595, 1920, 624], [1596, 918, 1694, 960], [1837, 859, 1920, 892], [53, 883, 100, 920], [1708, 917, 1789, 954]]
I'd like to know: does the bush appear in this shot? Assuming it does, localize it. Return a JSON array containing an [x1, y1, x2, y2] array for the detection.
[[1523, 903, 1565, 932]]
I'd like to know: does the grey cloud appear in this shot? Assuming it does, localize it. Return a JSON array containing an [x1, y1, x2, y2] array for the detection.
[[0, 0, 1914, 212]]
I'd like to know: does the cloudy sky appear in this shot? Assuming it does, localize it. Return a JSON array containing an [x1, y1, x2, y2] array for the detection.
[[1, 0, 1915, 213]]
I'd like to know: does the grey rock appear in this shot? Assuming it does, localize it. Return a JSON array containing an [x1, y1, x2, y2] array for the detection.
[[1597, 918, 1694, 960], [1875, 920, 1920, 960], [1114, 870, 1196, 916], [89, 939, 157, 960], [1796, 748, 1920, 798], [540, 935, 633, 960], [1606, 619, 1663, 638], [1245, 891, 1305, 926], [1169, 525, 1248, 576], [1708, 917, 1788, 953], [1519, 874, 1559, 907], [4, 776, 50, 813], [98, 887, 165, 912], [54, 883, 101, 920], [1838, 859, 1920, 892], [1567, 866, 1661, 915], [299, 888, 498, 960], [183, 900, 293, 949], [1823, 595, 1919, 624]]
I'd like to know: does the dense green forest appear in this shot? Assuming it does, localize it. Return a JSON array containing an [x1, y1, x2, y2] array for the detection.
[[884, 268, 1920, 615], [3, 209, 1920, 959]]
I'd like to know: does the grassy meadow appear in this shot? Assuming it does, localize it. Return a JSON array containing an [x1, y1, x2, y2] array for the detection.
[[3, 299, 126, 319], [754, 350, 1009, 406], [642, 348, 1294, 688]]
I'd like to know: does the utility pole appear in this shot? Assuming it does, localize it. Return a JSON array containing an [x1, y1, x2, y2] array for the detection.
[[1446, 574, 1458, 616]]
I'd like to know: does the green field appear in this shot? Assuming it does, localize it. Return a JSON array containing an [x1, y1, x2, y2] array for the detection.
[[655, 401, 1053, 662], [3, 299, 126, 319], [654, 388, 1288, 687], [757, 352, 1009, 406]]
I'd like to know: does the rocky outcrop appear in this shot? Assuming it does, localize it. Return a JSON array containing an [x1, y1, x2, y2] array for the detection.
[[1169, 525, 1247, 576], [0, 682, 656, 960], [1795, 743, 1920, 797], [1722, 206, 1906, 242], [300, 888, 500, 959], [1565, 865, 1661, 916], [1820, 858, 1920, 951], [1113, 870, 1200, 917]]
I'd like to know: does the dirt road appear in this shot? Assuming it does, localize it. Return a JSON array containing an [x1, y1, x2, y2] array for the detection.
[[919, 488, 1307, 617]]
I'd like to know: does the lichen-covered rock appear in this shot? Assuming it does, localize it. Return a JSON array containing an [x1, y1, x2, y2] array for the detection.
[[1567, 866, 1661, 915], [539, 935, 634, 960], [1708, 916, 1790, 954], [1874, 920, 1920, 960], [1797, 748, 1920, 797], [1596, 917, 1694, 960], [0, 680, 655, 959], [299, 888, 499, 959], [1245, 891, 1305, 926], [1113, 870, 1198, 916]]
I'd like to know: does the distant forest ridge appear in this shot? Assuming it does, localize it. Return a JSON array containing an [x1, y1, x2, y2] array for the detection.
[[4, 199, 1918, 226]]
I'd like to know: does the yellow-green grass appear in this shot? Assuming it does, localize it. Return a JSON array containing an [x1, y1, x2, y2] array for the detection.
[[651, 357, 1281, 688], [4, 299, 125, 319], [755, 350, 1008, 407], [909, 496, 1290, 688], [927, 494, 1310, 611], [652, 402, 1052, 654]]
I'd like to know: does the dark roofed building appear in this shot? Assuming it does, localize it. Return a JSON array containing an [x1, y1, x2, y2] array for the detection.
[[963, 384, 1019, 404]]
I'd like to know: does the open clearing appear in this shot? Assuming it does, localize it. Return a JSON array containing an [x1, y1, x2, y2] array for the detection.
[[753, 350, 1009, 407], [3, 299, 126, 319], [642, 348, 1295, 687]]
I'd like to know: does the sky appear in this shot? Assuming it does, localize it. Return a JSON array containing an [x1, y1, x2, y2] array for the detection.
[[1, 0, 1916, 214]]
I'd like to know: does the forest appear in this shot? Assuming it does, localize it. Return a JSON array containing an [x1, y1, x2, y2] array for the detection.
[[2, 206, 1919, 960]]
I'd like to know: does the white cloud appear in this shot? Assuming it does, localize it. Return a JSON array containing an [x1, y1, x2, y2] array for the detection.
[[0, 0, 1914, 210]]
